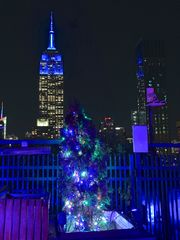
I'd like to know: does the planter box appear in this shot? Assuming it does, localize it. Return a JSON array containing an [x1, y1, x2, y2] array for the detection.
[[59, 229, 156, 240], [0, 198, 48, 240]]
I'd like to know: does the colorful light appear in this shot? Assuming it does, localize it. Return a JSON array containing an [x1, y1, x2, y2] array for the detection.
[[63, 150, 71, 158], [78, 150, 83, 156], [61, 104, 110, 232]]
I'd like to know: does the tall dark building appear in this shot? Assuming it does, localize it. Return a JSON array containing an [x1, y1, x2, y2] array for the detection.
[[132, 40, 169, 143], [0, 103, 7, 139], [35, 13, 64, 139], [176, 121, 180, 141]]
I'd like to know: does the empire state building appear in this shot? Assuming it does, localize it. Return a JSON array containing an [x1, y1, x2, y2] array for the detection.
[[36, 13, 64, 138]]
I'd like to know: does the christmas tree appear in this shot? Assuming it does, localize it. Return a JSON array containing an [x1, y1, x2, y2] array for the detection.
[[60, 103, 110, 232]]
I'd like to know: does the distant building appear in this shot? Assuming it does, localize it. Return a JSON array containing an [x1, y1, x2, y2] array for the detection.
[[176, 121, 180, 141], [132, 40, 169, 143], [0, 102, 7, 139], [33, 13, 64, 139], [99, 117, 126, 152], [0, 118, 7, 139], [131, 110, 146, 126], [170, 121, 180, 154], [6, 134, 18, 140]]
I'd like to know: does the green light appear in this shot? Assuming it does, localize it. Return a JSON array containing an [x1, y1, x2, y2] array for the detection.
[[81, 171, 87, 177], [64, 150, 71, 158], [84, 115, 92, 120], [101, 217, 107, 223], [83, 200, 89, 206], [60, 137, 65, 142]]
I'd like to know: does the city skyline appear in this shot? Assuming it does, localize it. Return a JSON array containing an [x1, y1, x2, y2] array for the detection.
[[0, 1, 180, 138]]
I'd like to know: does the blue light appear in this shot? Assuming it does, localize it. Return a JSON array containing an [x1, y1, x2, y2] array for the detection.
[[51, 56, 56, 61], [55, 55, 62, 61], [131, 208, 138, 212], [47, 33, 56, 50], [69, 129, 73, 135], [137, 58, 143, 65], [40, 63, 63, 75], [64, 128, 68, 134], [47, 45, 56, 50], [50, 34, 54, 48], [137, 54, 143, 66], [136, 68, 144, 78], [41, 54, 49, 61], [75, 145, 80, 151], [47, 12, 56, 50], [147, 202, 155, 224], [42, 54, 62, 63], [54, 70, 63, 75]]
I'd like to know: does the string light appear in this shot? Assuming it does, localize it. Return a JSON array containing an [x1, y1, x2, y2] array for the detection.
[[61, 104, 110, 232]]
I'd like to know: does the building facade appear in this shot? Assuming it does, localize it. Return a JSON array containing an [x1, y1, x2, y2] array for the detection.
[[35, 13, 64, 139], [99, 117, 126, 152], [176, 121, 180, 141], [132, 40, 169, 143], [0, 103, 7, 139]]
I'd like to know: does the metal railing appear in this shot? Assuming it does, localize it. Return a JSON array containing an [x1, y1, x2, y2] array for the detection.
[[0, 141, 179, 239], [108, 153, 180, 240]]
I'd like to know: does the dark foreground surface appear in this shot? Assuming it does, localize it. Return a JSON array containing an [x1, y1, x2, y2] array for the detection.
[[59, 229, 156, 240]]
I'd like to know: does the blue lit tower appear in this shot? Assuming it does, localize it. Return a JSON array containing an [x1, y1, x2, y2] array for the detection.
[[37, 12, 64, 138], [132, 40, 169, 144]]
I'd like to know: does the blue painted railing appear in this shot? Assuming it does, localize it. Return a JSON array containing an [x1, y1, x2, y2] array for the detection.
[[0, 141, 179, 239]]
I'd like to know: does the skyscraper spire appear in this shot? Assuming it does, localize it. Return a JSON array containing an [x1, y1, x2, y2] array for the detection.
[[47, 12, 56, 50]]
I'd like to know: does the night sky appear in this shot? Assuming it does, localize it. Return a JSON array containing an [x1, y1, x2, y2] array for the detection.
[[0, 0, 180, 138]]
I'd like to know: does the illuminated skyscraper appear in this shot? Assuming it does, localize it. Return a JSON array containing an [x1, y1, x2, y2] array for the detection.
[[36, 13, 64, 138], [132, 40, 169, 143]]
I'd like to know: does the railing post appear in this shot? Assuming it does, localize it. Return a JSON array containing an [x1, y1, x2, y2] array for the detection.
[[129, 154, 136, 210], [134, 153, 144, 229]]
